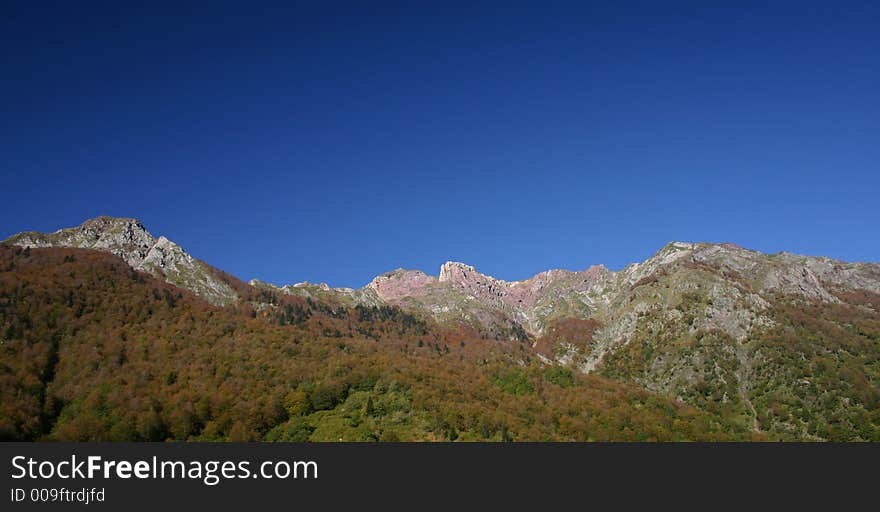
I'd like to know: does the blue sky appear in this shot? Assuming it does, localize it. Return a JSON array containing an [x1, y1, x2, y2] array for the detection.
[[2, 2, 878, 287]]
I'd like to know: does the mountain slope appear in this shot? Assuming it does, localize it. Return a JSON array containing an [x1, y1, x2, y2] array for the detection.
[[0, 244, 750, 441], [4, 217, 238, 306], [3, 217, 879, 441], [587, 243, 880, 440], [257, 240, 880, 441]]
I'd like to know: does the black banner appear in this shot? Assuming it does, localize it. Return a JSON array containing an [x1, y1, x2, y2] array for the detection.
[[1, 443, 875, 510]]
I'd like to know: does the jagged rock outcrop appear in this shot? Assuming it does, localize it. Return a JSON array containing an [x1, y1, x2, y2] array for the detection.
[[4, 217, 238, 306]]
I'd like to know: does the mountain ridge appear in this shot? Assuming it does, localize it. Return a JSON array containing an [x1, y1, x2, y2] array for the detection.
[[6, 217, 880, 343], [3, 216, 880, 440]]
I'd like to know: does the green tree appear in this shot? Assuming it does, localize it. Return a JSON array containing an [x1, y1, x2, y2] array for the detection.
[[284, 390, 311, 416]]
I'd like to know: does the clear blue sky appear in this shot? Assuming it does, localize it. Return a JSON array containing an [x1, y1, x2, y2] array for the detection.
[[2, 2, 878, 287]]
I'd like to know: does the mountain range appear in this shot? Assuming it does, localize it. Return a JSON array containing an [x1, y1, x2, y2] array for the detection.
[[2, 216, 879, 441]]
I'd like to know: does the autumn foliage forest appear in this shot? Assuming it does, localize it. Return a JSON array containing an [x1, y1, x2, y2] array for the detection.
[[0, 245, 757, 441]]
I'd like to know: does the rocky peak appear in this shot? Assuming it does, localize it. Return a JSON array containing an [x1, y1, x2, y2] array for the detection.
[[9, 216, 156, 268], [439, 261, 480, 283], [4, 216, 237, 306], [79, 215, 146, 235], [438, 261, 510, 304]]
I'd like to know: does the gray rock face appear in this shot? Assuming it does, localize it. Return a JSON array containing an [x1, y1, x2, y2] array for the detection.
[[9, 217, 156, 267], [4, 217, 238, 306], [573, 242, 880, 373]]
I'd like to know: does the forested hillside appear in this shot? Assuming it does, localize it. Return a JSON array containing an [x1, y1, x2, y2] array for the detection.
[[0, 245, 752, 441]]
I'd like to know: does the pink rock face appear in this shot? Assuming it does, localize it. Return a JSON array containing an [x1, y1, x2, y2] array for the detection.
[[508, 265, 611, 308], [367, 269, 437, 302], [438, 261, 481, 284], [509, 269, 572, 306], [435, 261, 612, 310], [438, 262, 509, 304]]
